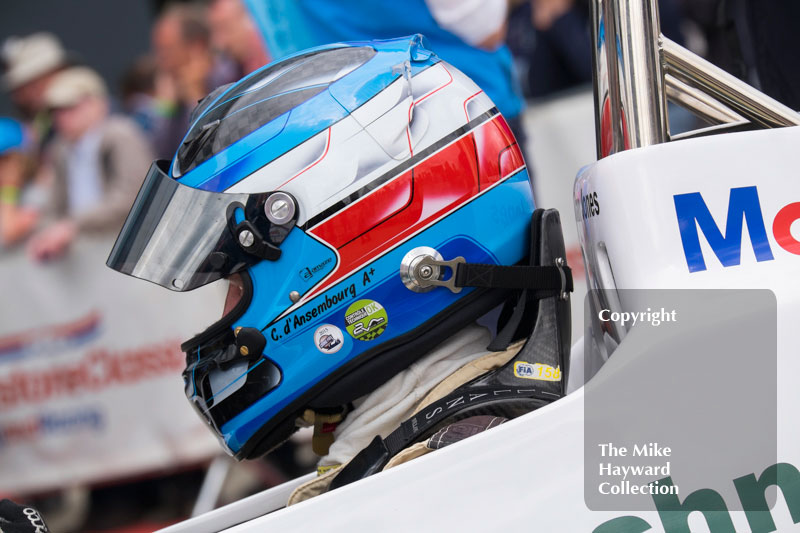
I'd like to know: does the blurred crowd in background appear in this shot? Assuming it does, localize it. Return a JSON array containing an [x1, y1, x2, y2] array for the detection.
[[0, 0, 795, 531], [0, 0, 270, 258], [0, 0, 790, 259]]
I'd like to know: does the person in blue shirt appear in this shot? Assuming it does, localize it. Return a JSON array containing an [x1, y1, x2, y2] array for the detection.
[[243, 0, 528, 149]]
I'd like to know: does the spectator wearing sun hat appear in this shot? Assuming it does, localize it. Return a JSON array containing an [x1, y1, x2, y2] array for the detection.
[[1, 32, 72, 117], [1, 32, 76, 150], [27, 66, 152, 261]]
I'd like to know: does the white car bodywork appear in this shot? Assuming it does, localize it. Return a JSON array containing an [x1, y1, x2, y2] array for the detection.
[[160, 122, 800, 533]]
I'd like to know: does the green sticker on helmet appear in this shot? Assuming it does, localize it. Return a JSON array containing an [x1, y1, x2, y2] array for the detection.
[[344, 299, 388, 341]]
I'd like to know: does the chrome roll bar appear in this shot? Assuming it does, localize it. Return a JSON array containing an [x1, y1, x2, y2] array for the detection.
[[590, 0, 800, 159]]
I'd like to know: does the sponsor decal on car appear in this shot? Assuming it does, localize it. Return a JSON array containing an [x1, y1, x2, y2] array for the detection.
[[674, 186, 800, 272]]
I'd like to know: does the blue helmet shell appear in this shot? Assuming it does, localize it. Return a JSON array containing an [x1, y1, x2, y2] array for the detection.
[[110, 35, 535, 458]]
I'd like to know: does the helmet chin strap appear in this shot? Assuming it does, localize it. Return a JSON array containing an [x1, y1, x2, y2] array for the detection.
[[328, 208, 573, 490]]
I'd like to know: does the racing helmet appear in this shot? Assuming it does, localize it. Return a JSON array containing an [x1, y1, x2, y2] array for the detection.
[[107, 35, 535, 459]]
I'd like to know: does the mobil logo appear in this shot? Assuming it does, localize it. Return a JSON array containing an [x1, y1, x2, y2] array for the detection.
[[674, 186, 800, 273]]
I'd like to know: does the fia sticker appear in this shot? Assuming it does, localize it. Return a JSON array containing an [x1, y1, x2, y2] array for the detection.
[[314, 324, 344, 354], [344, 299, 388, 341], [514, 361, 562, 381]]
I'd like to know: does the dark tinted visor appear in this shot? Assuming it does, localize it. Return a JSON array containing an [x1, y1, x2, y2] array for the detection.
[[107, 161, 291, 291]]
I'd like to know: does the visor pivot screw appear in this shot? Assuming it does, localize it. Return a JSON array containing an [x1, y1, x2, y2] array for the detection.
[[239, 345, 250, 356], [271, 200, 290, 220], [289, 291, 301, 303], [234, 326, 242, 336], [555, 257, 565, 267], [239, 229, 255, 248], [266, 192, 296, 225]]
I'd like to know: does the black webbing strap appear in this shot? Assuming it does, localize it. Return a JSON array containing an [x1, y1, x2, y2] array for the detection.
[[329, 385, 558, 490], [454, 263, 573, 294], [383, 385, 559, 456]]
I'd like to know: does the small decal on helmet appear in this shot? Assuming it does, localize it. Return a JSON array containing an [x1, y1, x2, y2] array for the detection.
[[314, 324, 344, 354], [514, 362, 562, 382], [344, 299, 388, 341], [299, 257, 333, 283]]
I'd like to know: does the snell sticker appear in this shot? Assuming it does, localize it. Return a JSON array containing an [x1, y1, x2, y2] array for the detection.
[[514, 361, 562, 381], [314, 324, 344, 354], [344, 299, 388, 341]]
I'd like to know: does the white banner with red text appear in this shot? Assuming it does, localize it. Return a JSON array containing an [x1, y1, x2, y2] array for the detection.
[[0, 236, 225, 495]]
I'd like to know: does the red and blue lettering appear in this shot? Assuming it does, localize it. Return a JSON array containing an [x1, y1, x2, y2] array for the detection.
[[674, 186, 800, 273]]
